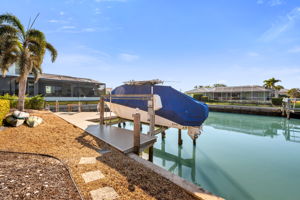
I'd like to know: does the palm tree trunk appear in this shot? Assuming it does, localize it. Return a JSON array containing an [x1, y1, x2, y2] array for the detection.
[[17, 76, 28, 111]]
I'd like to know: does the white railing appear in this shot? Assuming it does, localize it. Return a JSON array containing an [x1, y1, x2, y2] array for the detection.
[[44, 97, 99, 102]]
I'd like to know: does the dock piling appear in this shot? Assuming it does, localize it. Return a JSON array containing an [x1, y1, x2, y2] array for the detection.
[[133, 113, 141, 155], [78, 102, 81, 112], [148, 146, 153, 162], [99, 97, 105, 125], [55, 100, 59, 112], [161, 131, 166, 140], [193, 139, 196, 145], [178, 129, 183, 145]]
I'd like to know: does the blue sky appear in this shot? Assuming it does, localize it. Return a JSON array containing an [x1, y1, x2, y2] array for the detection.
[[1, 0, 300, 91]]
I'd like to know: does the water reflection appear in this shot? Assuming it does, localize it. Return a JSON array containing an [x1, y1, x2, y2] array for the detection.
[[153, 112, 300, 200], [154, 140, 196, 182], [205, 112, 300, 142]]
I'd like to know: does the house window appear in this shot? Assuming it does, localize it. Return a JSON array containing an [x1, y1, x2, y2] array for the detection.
[[45, 86, 52, 94]]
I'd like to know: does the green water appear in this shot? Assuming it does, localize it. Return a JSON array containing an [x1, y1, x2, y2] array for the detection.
[[152, 112, 300, 200]]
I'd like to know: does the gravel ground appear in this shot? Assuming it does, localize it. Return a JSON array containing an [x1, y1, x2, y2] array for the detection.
[[0, 111, 197, 200], [0, 152, 81, 200]]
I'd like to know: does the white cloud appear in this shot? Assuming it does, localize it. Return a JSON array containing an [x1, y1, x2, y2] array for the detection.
[[48, 19, 69, 24], [288, 46, 300, 53], [82, 28, 96, 32], [118, 53, 139, 62], [257, 0, 264, 4], [260, 7, 300, 41], [61, 25, 76, 29], [45, 53, 111, 72], [95, 8, 101, 15], [247, 52, 259, 57], [48, 26, 111, 33], [95, 0, 127, 2], [59, 11, 65, 15], [257, 0, 285, 6], [269, 0, 284, 6]]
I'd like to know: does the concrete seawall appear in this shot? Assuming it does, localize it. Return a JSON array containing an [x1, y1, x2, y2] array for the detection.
[[208, 104, 282, 116]]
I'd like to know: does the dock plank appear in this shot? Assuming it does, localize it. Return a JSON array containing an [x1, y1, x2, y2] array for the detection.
[[55, 112, 156, 153]]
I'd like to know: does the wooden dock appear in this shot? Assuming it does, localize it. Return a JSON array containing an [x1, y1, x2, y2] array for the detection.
[[282, 98, 300, 119], [55, 112, 156, 153]]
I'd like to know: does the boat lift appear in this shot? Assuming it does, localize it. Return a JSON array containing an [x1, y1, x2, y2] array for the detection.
[[98, 93, 195, 161], [282, 98, 300, 119]]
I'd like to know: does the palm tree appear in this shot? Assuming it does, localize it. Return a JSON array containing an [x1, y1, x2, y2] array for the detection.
[[0, 13, 57, 111], [263, 78, 283, 98]]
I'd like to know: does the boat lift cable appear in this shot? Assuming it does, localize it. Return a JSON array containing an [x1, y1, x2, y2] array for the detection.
[[0, 150, 84, 200]]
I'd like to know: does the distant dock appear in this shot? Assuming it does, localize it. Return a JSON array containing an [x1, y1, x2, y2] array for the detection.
[[208, 104, 282, 116]]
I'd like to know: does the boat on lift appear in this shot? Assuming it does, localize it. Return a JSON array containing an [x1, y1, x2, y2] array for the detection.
[[105, 80, 209, 139]]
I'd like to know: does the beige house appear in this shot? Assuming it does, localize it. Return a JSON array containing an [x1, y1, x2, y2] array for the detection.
[[186, 85, 276, 101]]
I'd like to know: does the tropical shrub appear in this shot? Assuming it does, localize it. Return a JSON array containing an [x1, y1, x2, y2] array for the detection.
[[0, 99, 10, 126], [0, 94, 44, 110], [288, 88, 300, 98], [193, 94, 203, 101], [201, 96, 209, 102], [0, 94, 18, 108], [271, 97, 283, 106], [28, 95, 45, 110]]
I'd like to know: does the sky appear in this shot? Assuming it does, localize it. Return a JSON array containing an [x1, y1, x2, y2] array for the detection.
[[1, 0, 300, 91]]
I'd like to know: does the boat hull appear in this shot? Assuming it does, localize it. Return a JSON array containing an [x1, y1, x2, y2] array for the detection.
[[106, 102, 202, 139]]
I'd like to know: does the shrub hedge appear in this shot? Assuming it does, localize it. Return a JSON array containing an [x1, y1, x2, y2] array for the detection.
[[0, 94, 45, 110], [193, 94, 203, 101], [271, 97, 283, 106], [0, 100, 10, 126], [201, 96, 209, 102]]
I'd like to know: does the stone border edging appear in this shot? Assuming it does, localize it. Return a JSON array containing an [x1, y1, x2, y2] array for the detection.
[[128, 153, 224, 200]]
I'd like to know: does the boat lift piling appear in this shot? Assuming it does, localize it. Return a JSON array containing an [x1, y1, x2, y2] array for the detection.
[[178, 129, 183, 145], [133, 112, 141, 155], [99, 94, 156, 162]]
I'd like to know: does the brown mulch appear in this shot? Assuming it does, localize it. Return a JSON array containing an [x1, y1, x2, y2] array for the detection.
[[0, 111, 197, 200], [0, 152, 81, 200]]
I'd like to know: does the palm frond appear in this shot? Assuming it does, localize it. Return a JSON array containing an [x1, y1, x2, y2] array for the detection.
[[31, 66, 41, 82], [0, 25, 18, 37], [0, 13, 25, 38], [46, 42, 57, 62], [26, 29, 45, 42], [0, 53, 18, 77]]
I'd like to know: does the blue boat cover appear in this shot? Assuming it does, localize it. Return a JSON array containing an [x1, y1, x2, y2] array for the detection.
[[109, 84, 209, 126]]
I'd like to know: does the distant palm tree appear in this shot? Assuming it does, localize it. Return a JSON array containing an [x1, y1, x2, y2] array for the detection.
[[263, 78, 283, 98], [0, 13, 57, 111]]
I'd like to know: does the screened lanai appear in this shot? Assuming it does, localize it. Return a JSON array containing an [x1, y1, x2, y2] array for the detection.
[[186, 85, 274, 101]]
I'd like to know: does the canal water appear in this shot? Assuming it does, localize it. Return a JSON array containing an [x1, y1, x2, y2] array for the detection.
[[118, 112, 300, 200]]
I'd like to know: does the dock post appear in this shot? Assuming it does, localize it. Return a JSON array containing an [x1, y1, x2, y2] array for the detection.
[[193, 138, 196, 145], [133, 113, 141, 155], [287, 99, 291, 120], [161, 130, 166, 140], [55, 100, 59, 112], [78, 102, 81, 112], [148, 146, 153, 162], [148, 95, 155, 136], [178, 129, 183, 145], [99, 96, 105, 125], [118, 123, 121, 128]]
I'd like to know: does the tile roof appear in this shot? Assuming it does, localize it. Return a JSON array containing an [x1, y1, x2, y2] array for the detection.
[[40, 73, 102, 84]]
